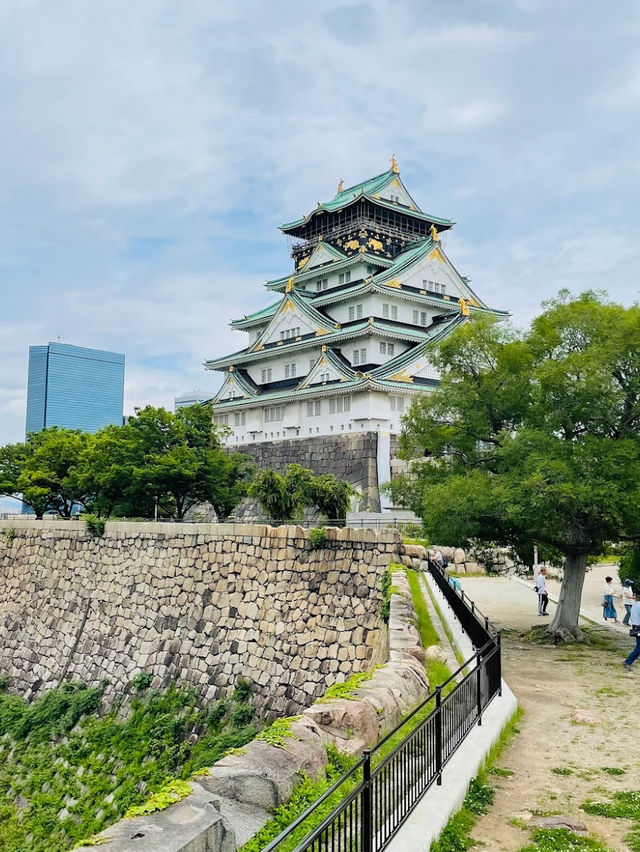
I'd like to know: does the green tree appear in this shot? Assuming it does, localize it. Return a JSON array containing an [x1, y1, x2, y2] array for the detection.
[[0, 442, 49, 518], [393, 292, 640, 640], [17, 429, 90, 518], [309, 474, 354, 524], [122, 404, 251, 521], [249, 464, 353, 524]]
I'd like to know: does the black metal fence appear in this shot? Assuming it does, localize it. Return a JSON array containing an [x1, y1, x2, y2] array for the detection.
[[262, 564, 502, 852]]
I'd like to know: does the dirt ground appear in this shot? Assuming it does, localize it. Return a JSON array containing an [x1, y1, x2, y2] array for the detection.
[[458, 568, 639, 852]]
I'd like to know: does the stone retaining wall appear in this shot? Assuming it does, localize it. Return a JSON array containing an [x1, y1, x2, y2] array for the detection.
[[232, 432, 381, 511], [76, 565, 430, 852], [0, 520, 400, 715]]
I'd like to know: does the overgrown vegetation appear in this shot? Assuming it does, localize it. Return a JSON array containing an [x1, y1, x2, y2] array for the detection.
[[319, 671, 373, 702], [0, 678, 260, 851], [379, 563, 403, 624], [517, 829, 610, 852], [406, 568, 439, 648]]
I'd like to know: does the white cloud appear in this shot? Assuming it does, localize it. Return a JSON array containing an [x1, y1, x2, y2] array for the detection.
[[1, 0, 639, 444]]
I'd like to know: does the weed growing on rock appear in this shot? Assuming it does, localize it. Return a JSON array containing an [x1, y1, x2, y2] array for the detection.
[[308, 527, 327, 550], [319, 671, 373, 702], [255, 716, 301, 749]]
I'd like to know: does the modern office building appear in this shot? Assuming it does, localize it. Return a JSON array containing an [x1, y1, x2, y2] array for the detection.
[[25, 342, 125, 435], [174, 390, 208, 411]]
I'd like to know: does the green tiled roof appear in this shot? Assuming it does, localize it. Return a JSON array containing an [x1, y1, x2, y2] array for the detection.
[[265, 251, 390, 291], [280, 169, 454, 231], [231, 300, 281, 327]]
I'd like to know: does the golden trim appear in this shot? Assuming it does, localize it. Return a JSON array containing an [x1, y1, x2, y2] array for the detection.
[[337, 179, 344, 192], [390, 154, 399, 173], [367, 237, 383, 251], [428, 247, 443, 263], [285, 277, 295, 292], [315, 328, 328, 336], [297, 256, 309, 270], [282, 298, 295, 312], [321, 345, 327, 352], [228, 366, 234, 372], [386, 278, 401, 289], [430, 223, 440, 242], [389, 370, 414, 383], [459, 297, 470, 316], [344, 239, 360, 250]]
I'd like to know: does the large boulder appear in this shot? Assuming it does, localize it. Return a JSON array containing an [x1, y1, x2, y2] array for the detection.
[[73, 782, 236, 852], [199, 717, 327, 810]]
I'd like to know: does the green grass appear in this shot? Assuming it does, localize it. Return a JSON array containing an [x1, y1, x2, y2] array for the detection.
[[429, 707, 523, 851], [517, 828, 609, 852], [422, 575, 467, 667], [582, 790, 640, 820], [0, 679, 260, 852], [406, 567, 440, 648], [318, 671, 373, 702]]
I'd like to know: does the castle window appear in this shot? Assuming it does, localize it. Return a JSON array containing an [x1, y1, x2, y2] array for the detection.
[[382, 303, 397, 320], [383, 303, 389, 318], [260, 368, 272, 383], [330, 396, 351, 414], [356, 303, 363, 319], [380, 342, 386, 355], [391, 397, 405, 413], [338, 271, 352, 285], [309, 358, 315, 371], [316, 279, 328, 292], [366, 265, 376, 274], [284, 363, 297, 378], [352, 348, 367, 366], [264, 406, 284, 422], [388, 343, 395, 355], [319, 371, 330, 382], [349, 306, 354, 321], [379, 342, 395, 356], [413, 309, 418, 324], [214, 414, 229, 426], [307, 400, 321, 416], [234, 411, 246, 426]]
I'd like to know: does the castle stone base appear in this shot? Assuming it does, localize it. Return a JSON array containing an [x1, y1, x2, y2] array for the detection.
[[235, 431, 382, 512]]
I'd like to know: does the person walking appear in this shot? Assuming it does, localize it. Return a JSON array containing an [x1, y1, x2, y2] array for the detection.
[[602, 576, 619, 623], [622, 580, 634, 626], [623, 593, 640, 671], [536, 567, 549, 616]]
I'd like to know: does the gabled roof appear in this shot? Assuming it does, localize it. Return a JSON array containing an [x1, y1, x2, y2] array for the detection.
[[371, 313, 466, 381], [297, 240, 347, 272], [280, 168, 454, 232], [298, 346, 357, 389], [248, 288, 338, 352], [265, 251, 391, 292], [231, 299, 281, 329], [212, 368, 261, 403]]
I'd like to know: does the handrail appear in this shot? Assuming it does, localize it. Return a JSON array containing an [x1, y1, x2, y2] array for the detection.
[[262, 564, 501, 852]]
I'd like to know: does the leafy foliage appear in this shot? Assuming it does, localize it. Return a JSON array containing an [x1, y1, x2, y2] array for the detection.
[[83, 514, 105, 537], [0, 680, 259, 851], [0, 405, 253, 521], [517, 829, 609, 852], [393, 292, 640, 637], [249, 464, 353, 523], [308, 527, 327, 549]]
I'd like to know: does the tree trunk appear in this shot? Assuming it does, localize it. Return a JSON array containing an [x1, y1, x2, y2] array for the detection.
[[547, 551, 588, 641]]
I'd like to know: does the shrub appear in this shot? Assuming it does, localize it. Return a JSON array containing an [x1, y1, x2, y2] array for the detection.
[[309, 527, 327, 550], [231, 703, 255, 727], [84, 514, 106, 537], [232, 677, 253, 703], [129, 671, 153, 694]]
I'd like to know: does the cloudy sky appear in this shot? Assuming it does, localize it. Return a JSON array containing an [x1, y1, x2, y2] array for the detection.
[[1, 0, 640, 446]]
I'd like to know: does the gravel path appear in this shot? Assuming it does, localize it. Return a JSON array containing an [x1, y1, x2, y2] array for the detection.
[[455, 567, 639, 852]]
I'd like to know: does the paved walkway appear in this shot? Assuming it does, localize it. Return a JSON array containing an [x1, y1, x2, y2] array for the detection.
[[456, 562, 630, 637]]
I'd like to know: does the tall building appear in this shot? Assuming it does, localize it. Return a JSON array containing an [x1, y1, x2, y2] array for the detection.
[[174, 390, 208, 411], [26, 342, 125, 435], [204, 160, 506, 508]]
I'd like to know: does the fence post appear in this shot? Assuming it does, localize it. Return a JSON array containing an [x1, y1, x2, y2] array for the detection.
[[435, 686, 443, 786], [497, 632, 503, 697], [361, 749, 373, 852], [476, 651, 483, 726]]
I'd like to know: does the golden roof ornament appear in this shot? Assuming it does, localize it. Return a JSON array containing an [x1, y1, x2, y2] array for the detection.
[[430, 223, 440, 242], [285, 277, 295, 292], [390, 154, 399, 173], [458, 297, 470, 316], [337, 178, 344, 192]]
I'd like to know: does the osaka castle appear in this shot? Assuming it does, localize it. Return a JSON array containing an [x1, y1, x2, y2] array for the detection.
[[205, 159, 506, 506]]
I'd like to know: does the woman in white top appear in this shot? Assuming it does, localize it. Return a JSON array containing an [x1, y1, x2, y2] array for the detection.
[[602, 576, 619, 623], [536, 568, 549, 616], [622, 580, 634, 626]]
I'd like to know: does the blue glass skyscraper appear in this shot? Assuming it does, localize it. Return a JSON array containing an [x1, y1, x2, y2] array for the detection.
[[25, 342, 125, 435]]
